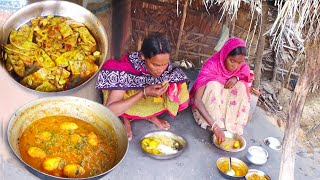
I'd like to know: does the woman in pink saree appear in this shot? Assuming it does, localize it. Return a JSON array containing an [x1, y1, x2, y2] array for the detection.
[[190, 37, 251, 142]]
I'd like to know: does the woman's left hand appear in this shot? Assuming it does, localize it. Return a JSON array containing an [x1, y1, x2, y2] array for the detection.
[[224, 76, 238, 89]]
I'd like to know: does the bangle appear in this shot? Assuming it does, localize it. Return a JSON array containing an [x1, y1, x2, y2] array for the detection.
[[143, 87, 147, 99], [211, 122, 217, 131], [212, 125, 219, 131]]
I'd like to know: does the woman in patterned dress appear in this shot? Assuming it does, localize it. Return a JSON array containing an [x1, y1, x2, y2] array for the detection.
[[96, 33, 189, 140], [190, 37, 251, 142]]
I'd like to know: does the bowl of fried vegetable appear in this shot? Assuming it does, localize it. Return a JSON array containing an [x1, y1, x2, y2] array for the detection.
[[212, 130, 246, 152], [0, 1, 108, 92], [245, 169, 271, 180], [140, 131, 187, 160]]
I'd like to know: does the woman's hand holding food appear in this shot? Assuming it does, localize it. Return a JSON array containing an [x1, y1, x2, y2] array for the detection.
[[144, 83, 169, 97], [224, 76, 238, 89], [213, 125, 225, 143]]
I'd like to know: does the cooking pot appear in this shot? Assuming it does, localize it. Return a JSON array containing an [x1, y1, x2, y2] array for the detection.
[[7, 96, 128, 179], [0, 1, 108, 93]]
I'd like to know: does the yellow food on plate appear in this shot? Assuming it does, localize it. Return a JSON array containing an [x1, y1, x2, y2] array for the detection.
[[43, 157, 61, 171], [35, 131, 52, 141], [224, 144, 231, 150], [247, 173, 268, 180], [27, 147, 46, 159], [141, 135, 181, 155], [216, 136, 242, 150], [63, 164, 85, 178], [60, 122, 78, 130], [233, 140, 240, 148], [88, 132, 98, 146], [70, 134, 82, 144]]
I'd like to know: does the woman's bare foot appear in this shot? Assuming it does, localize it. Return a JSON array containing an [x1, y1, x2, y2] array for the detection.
[[122, 117, 133, 141], [146, 117, 170, 130]]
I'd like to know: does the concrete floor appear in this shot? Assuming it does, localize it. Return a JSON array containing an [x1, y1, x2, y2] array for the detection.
[[1, 67, 320, 180]]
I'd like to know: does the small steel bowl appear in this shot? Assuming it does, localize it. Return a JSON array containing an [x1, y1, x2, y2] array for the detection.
[[264, 137, 282, 150], [245, 146, 268, 165], [245, 169, 271, 180], [140, 131, 187, 160], [212, 130, 246, 152], [216, 157, 248, 179]]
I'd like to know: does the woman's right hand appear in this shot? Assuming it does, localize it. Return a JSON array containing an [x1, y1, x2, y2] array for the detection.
[[144, 83, 169, 97], [213, 126, 225, 143]]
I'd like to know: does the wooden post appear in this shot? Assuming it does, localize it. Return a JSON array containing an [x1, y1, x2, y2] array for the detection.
[[279, 42, 320, 180], [253, 1, 267, 89], [137, 35, 143, 51], [111, 0, 131, 59], [175, 0, 189, 60], [229, 18, 236, 37]]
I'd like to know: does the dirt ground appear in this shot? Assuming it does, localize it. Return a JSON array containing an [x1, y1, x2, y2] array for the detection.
[[260, 81, 320, 154], [300, 93, 320, 152]]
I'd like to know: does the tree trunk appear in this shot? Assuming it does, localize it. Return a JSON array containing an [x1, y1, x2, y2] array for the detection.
[[111, 0, 131, 59], [279, 43, 320, 180], [175, 0, 189, 59], [253, 1, 268, 89]]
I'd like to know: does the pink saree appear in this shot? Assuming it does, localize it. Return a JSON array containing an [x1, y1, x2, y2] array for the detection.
[[190, 38, 251, 135]]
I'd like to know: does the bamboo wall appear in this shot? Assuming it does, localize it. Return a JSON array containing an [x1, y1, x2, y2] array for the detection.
[[128, 0, 259, 68]]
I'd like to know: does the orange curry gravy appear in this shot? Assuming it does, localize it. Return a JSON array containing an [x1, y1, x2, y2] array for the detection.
[[19, 116, 117, 178]]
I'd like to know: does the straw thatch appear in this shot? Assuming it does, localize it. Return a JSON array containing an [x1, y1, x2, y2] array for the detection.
[[128, 0, 261, 68]]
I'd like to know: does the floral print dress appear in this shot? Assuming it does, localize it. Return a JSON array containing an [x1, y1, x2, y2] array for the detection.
[[192, 81, 250, 135]]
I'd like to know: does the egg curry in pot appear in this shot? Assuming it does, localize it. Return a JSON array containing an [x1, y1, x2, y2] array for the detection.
[[19, 116, 117, 178]]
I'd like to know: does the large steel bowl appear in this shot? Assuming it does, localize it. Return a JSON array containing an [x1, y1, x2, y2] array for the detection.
[[212, 130, 246, 152], [216, 157, 248, 180], [7, 96, 128, 179], [0, 1, 108, 93]]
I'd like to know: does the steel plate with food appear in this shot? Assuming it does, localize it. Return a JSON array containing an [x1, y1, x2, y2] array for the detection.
[[0, 1, 108, 92], [7, 96, 128, 179], [140, 131, 186, 159], [245, 169, 271, 180], [213, 130, 246, 152], [216, 157, 248, 179]]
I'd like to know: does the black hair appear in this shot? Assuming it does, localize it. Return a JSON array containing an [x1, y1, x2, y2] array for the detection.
[[228, 46, 246, 56], [140, 32, 171, 59]]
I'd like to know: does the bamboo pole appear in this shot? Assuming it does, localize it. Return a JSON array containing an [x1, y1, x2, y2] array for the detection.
[[175, 0, 189, 60], [229, 18, 236, 37], [253, 1, 268, 89]]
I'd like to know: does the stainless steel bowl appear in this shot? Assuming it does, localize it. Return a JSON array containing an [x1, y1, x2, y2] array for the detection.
[[216, 157, 249, 179], [245, 146, 268, 165], [0, 1, 108, 93], [7, 96, 128, 179], [212, 130, 246, 152], [245, 169, 271, 180], [140, 131, 187, 160], [264, 137, 282, 151]]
